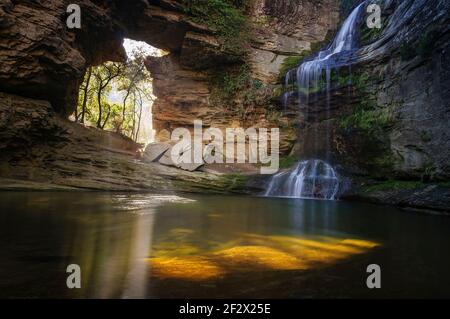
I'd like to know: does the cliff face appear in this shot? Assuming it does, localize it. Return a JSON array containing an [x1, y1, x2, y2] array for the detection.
[[283, 0, 450, 211], [0, 0, 124, 114], [0, 0, 247, 113], [146, 0, 340, 156], [0, 0, 339, 190], [297, 0, 450, 179], [2, 0, 447, 211]]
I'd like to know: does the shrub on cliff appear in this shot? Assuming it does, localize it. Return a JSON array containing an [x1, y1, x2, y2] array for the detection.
[[181, 0, 250, 54]]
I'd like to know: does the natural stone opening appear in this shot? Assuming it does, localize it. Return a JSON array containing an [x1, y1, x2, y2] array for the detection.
[[71, 38, 163, 145]]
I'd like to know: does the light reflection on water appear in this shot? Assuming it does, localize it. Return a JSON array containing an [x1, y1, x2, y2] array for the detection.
[[111, 194, 196, 214], [0, 192, 449, 298]]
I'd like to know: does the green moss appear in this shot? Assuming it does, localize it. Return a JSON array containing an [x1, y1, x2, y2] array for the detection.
[[310, 29, 335, 53], [279, 156, 297, 169], [210, 64, 252, 104], [277, 28, 336, 86], [438, 181, 450, 188], [209, 64, 269, 120], [361, 24, 383, 45], [265, 104, 283, 123], [339, 106, 394, 133], [181, 0, 250, 54], [421, 162, 438, 182], [338, 71, 393, 134], [362, 180, 425, 193], [278, 53, 310, 83], [272, 86, 283, 98], [221, 173, 248, 191], [372, 153, 395, 174]]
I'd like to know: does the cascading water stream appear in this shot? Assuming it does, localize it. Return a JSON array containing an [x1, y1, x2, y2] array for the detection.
[[266, 0, 449, 200], [265, 160, 339, 200], [283, 1, 367, 105], [266, 2, 369, 200]]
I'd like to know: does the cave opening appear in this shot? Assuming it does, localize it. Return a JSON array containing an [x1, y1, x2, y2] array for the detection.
[[71, 38, 164, 146]]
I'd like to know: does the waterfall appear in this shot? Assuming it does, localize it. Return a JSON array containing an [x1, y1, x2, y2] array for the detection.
[[266, 3, 369, 200], [265, 160, 339, 200], [284, 1, 367, 103], [267, 0, 449, 200]]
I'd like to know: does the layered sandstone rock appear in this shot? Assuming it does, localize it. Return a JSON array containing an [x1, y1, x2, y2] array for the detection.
[[145, 0, 340, 158], [0, 92, 256, 193], [1, 0, 341, 191], [248, 0, 340, 83], [0, 0, 245, 115]]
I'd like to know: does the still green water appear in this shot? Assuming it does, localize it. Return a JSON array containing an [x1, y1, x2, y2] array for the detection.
[[0, 192, 449, 298]]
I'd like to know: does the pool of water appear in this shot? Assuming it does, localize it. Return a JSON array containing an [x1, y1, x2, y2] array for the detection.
[[0, 192, 449, 298]]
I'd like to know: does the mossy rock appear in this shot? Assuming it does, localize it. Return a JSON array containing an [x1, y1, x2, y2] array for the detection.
[[181, 0, 250, 55], [362, 180, 425, 193]]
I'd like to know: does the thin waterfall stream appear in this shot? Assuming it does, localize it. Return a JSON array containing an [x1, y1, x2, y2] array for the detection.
[[266, 1, 368, 200]]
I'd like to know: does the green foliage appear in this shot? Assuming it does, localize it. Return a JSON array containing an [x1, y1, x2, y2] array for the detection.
[[361, 25, 383, 45], [362, 180, 425, 193], [336, 70, 397, 176], [181, 0, 250, 54], [75, 46, 153, 142], [277, 31, 335, 87], [279, 156, 297, 169], [339, 106, 394, 133], [372, 153, 395, 174], [338, 72, 393, 134], [265, 104, 283, 124], [439, 181, 450, 188], [210, 64, 251, 104], [209, 64, 268, 121], [421, 162, 438, 182], [271, 86, 283, 99], [278, 53, 309, 83]]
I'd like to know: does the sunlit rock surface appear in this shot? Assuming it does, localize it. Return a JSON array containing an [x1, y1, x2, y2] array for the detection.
[[0, 93, 254, 193]]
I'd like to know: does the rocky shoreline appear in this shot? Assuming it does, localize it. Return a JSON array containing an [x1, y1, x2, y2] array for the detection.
[[0, 1, 448, 215]]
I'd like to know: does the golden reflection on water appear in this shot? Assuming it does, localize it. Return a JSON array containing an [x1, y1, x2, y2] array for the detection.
[[20, 193, 380, 297], [147, 232, 379, 281]]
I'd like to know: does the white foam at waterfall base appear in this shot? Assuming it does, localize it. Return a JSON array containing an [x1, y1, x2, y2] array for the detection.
[[269, 3, 366, 200], [265, 160, 339, 200]]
